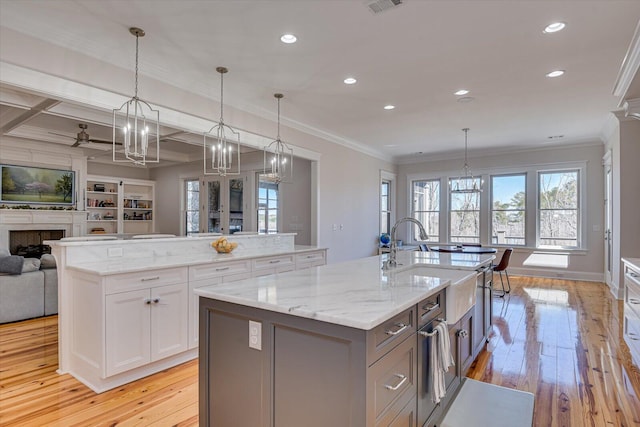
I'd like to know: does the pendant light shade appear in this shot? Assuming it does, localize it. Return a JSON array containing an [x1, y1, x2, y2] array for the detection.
[[263, 93, 293, 183], [113, 27, 160, 165], [203, 67, 241, 176], [450, 128, 483, 193]]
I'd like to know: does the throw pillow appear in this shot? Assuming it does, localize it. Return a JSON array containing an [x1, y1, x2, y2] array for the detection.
[[0, 248, 10, 257], [40, 254, 57, 269], [22, 257, 41, 273], [0, 255, 25, 275]]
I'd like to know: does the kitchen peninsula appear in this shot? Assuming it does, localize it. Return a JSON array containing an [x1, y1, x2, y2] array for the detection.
[[195, 250, 495, 427], [45, 233, 326, 393]]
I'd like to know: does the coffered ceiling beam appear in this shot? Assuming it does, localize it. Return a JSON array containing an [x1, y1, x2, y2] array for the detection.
[[1, 98, 60, 134]]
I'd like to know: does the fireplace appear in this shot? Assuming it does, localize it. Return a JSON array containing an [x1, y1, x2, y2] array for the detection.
[[9, 230, 65, 258]]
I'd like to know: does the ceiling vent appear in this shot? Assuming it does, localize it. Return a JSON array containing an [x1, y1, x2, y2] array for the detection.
[[366, 0, 403, 14]]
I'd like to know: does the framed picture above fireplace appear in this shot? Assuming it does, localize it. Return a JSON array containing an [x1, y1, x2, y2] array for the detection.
[[0, 164, 76, 206]]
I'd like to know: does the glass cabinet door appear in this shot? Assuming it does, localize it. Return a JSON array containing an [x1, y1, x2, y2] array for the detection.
[[202, 175, 248, 234]]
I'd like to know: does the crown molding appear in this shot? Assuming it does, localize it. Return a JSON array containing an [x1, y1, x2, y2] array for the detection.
[[613, 20, 640, 103]]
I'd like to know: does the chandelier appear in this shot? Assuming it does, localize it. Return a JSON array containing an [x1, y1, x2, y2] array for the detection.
[[263, 93, 293, 183], [450, 128, 483, 193], [203, 67, 241, 176], [112, 27, 160, 166]]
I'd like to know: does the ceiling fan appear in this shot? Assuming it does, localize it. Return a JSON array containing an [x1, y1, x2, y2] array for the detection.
[[50, 123, 118, 147]]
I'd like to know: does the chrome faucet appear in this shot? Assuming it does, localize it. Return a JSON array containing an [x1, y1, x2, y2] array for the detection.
[[383, 217, 429, 270]]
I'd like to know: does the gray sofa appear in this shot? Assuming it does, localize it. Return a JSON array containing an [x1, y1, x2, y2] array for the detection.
[[0, 250, 58, 324]]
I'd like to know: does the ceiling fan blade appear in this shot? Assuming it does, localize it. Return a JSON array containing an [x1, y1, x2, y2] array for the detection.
[[71, 140, 81, 147], [88, 139, 116, 145]]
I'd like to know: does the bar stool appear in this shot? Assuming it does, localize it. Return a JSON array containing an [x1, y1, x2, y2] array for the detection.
[[492, 248, 513, 297]]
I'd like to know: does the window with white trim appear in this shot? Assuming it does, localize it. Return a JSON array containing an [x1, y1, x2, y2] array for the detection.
[[185, 179, 200, 236], [381, 180, 391, 235], [538, 170, 579, 248], [411, 179, 440, 242], [491, 174, 526, 246], [257, 175, 279, 234], [449, 177, 480, 244]]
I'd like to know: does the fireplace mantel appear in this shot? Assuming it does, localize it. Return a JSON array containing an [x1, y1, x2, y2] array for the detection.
[[0, 210, 86, 244]]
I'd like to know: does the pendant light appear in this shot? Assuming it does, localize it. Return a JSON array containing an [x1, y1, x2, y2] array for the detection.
[[450, 128, 483, 193], [263, 93, 293, 183], [203, 67, 241, 176], [112, 27, 160, 165]]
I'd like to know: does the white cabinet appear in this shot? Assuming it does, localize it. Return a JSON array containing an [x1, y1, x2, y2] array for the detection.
[[295, 250, 326, 270], [105, 277, 188, 376], [86, 175, 155, 235], [252, 254, 296, 277]]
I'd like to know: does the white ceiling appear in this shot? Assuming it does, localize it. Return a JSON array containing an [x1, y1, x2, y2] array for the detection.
[[1, 0, 639, 164]]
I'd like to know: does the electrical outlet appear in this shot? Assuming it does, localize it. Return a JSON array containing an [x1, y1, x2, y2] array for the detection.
[[332, 224, 337, 231], [249, 320, 262, 350]]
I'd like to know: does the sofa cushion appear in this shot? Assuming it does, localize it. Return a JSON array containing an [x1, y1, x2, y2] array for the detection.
[[40, 254, 57, 269], [22, 258, 41, 273], [0, 255, 24, 275], [0, 248, 9, 257]]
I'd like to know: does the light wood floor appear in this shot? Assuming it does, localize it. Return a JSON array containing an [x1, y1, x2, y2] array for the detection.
[[1, 276, 639, 426]]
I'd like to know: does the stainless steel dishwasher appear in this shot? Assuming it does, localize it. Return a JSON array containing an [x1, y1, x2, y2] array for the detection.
[[472, 265, 493, 358]]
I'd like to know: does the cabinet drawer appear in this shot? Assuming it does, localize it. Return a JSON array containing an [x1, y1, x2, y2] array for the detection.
[[626, 282, 640, 318], [295, 251, 326, 268], [624, 312, 640, 366], [377, 395, 416, 427], [189, 260, 252, 282], [418, 290, 445, 327], [105, 267, 187, 294], [253, 254, 295, 271], [370, 334, 416, 423], [368, 307, 416, 364]]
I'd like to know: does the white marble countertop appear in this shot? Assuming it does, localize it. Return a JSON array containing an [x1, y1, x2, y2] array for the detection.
[[195, 251, 493, 330], [66, 245, 325, 275], [622, 258, 640, 272]]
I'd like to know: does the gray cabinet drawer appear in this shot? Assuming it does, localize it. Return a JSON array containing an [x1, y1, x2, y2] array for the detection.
[[368, 307, 416, 364], [370, 335, 416, 423], [418, 290, 445, 327], [105, 267, 187, 294], [189, 260, 251, 282], [626, 282, 640, 318]]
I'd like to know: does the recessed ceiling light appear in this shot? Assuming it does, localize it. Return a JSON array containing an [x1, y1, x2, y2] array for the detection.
[[280, 34, 297, 44], [343, 77, 357, 85], [543, 22, 566, 34], [546, 70, 565, 78], [384, 105, 395, 110], [454, 89, 469, 96]]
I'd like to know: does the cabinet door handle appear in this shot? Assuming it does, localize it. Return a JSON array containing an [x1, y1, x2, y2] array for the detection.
[[385, 323, 408, 336], [215, 267, 230, 272], [306, 255, 315, 259], [422, 302, 439, 313], [153, 298, 160, 304], [384, 374, 408, 391], [629, 298, 640, 304], [141, 276, 160, 282], [269, 260, 281, 264], [144, 299, 152, 305], [457, 329, 468, 338]]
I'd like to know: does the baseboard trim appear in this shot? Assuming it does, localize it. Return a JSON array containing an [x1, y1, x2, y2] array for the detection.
[[508, 267, 604, 283]]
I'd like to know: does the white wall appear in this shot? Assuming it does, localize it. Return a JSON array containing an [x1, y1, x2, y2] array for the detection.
[[397, 143, 605, 281], [88, 162, 150, 181]]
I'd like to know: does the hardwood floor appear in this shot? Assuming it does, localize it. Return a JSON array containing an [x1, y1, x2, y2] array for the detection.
[[1, 276, 639, 426]]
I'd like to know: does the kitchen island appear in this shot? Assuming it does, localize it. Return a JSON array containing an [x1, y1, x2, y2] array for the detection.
[[195, 251, 494, 427]]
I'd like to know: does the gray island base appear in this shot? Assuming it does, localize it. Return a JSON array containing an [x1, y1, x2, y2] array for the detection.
[[196, 252, 496, 426]]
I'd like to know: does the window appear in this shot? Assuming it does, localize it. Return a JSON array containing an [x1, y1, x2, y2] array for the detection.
[[491, 174, 526, 246], [257, 176, 279, 234], [381, 180, 391, 235], [538, 170, 579, 248], [449, 178, 480, 244], [412, 179, 439, 242], [185, 179, 200, 235]]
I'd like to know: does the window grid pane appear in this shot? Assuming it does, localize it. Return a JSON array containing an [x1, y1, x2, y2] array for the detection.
[[412, 179, 439, 242], [381, 181, 391, 235], [491, 174, 526, 246]]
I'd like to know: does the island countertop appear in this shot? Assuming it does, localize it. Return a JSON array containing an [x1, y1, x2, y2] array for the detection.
[[195, 251, 494, 330], [65, 245, 324, 275]]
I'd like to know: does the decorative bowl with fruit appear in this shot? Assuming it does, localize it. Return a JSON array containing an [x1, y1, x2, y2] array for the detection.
[[211, 237, 238, 254]]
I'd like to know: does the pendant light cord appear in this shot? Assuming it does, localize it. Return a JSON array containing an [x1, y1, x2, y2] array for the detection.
[[134, 33, 139, 100], [219, 71, 224, 124], [277, 96, 281, 141]]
